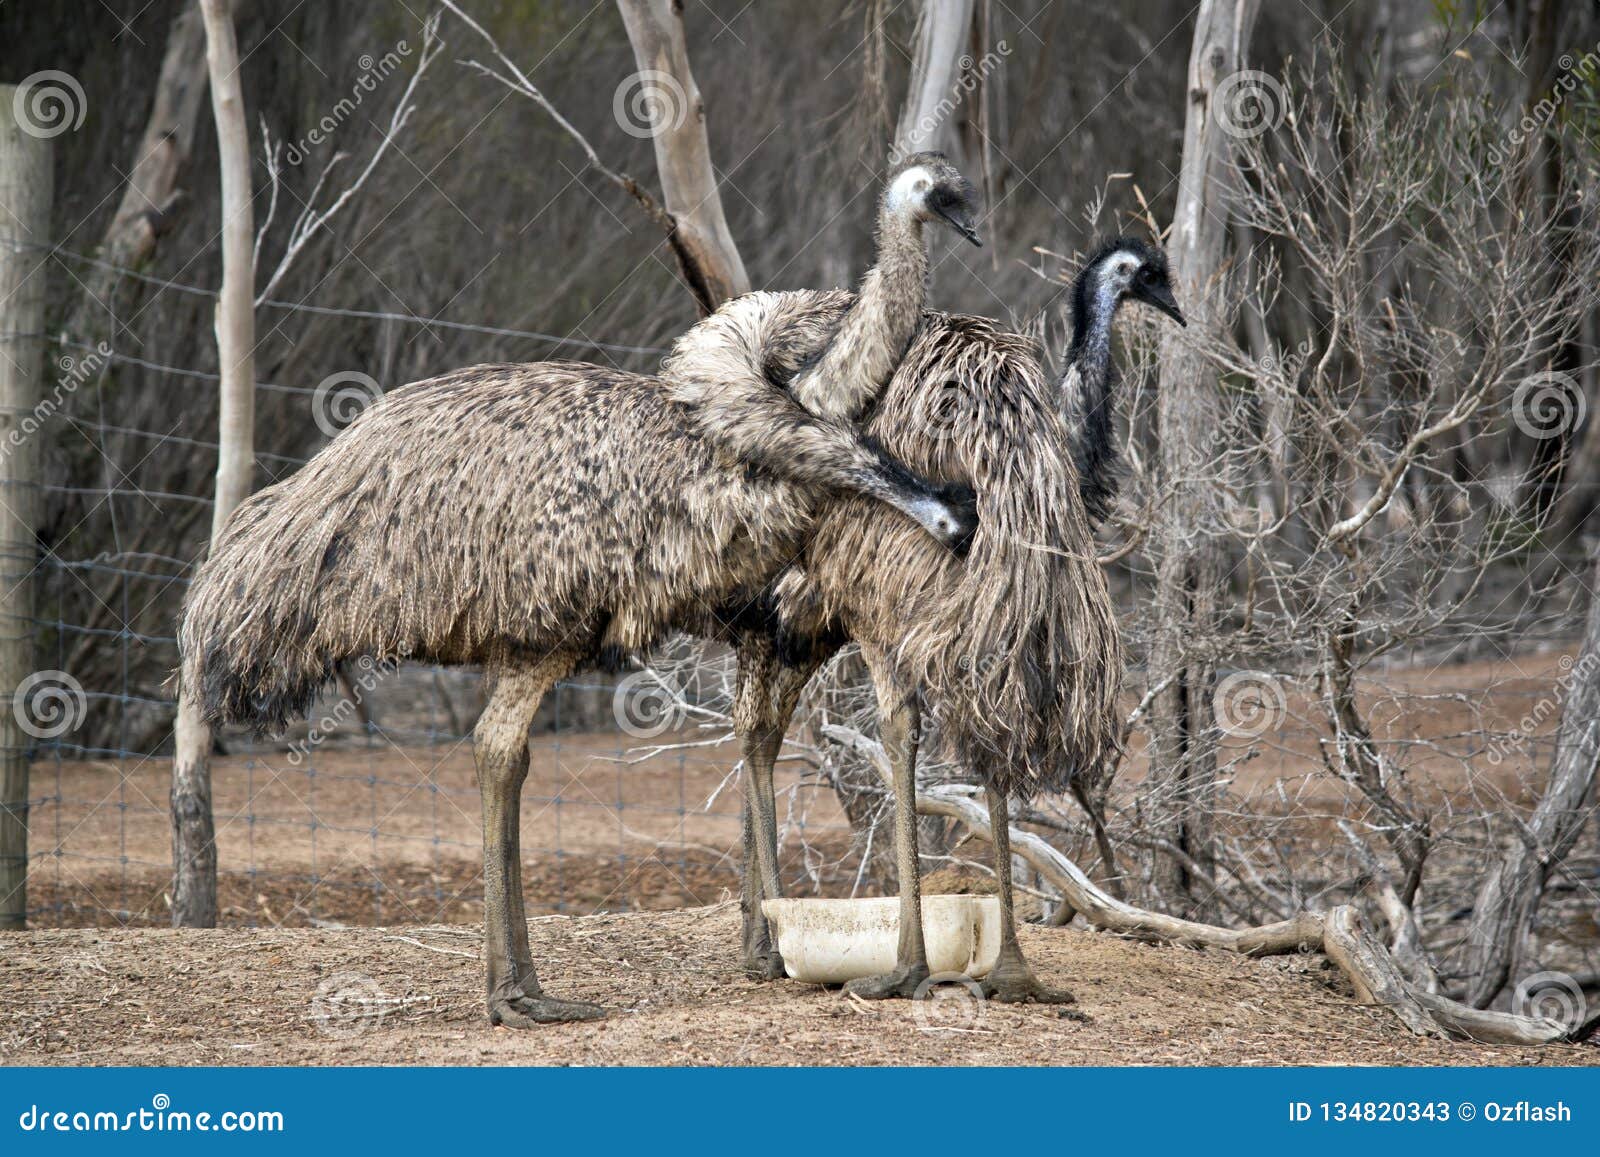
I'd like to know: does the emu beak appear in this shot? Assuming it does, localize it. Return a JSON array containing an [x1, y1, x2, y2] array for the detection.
[[934, 204, 984, 247], [1146, 285, 1186, 327]]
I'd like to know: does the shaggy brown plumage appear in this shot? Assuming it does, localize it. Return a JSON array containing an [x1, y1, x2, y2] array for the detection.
[[180, 362, 821, 732], [761, 294, 1124, 799]]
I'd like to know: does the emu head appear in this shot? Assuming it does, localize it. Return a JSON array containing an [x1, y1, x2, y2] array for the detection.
[[1084, 237, 1185, 326], [886, 151, 982, 246]]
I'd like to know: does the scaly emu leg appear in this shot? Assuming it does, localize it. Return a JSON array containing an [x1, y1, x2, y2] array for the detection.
[[844, 646, 931, 998], [476, 655, 605, 1027], [733, 641, 820, 979], [979, 788, 1076, 1004]]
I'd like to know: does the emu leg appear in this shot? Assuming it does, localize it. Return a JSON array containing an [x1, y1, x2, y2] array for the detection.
[[733, 643, 819, 979], [979, 789, 1076, 1005], [845, 648, 930, 999], [476, 657, 604, 1027]]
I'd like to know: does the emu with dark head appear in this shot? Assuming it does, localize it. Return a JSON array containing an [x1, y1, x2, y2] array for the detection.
[[1063, 237, 1184, 525]]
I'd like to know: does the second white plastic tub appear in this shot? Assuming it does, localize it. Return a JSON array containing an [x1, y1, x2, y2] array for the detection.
[[760, 894, 1000, 984]]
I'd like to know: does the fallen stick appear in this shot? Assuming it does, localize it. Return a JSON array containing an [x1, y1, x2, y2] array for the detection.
[[822, 724, 1589, 1045]]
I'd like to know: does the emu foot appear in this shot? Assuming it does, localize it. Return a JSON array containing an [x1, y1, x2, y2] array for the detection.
[[844, 963, 931, 1000], [978, 970, 1077, 1006], [743, 942, 787, 981], [489, 990, 606, 1028]]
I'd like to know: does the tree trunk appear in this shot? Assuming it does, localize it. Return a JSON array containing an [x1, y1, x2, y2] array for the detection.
[[1146, 0, 1261, 916], [1463, 545, 1600, 1007], [0, 90, 52, 931], [894, 0, 975, 160], [65, 2, 223, 345], [173, 0, 259, 929], [615, 0, 749, 312]]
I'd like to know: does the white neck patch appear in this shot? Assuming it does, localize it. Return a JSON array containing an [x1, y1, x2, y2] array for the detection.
[[887, 166, 934, 215]]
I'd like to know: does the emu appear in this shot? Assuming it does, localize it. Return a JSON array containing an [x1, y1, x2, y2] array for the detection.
[[178, 159, 984, 1028], [733, 239, 1184, 1000]]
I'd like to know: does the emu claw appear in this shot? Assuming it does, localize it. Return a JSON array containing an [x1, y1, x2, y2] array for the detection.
[[844, 964, 931, 1000], [489, 993, 606, 1028], [978, 972, 1077, 1006], [743, 949, 788, 982]]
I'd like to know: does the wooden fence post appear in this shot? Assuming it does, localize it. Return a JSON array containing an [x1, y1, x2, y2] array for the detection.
[[0, 86, 53, 931]]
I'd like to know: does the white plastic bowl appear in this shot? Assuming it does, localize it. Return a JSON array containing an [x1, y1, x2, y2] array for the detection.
[[760, 894, 1000, 984]]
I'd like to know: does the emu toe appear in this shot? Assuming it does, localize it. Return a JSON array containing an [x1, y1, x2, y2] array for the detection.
[[489, 994, 607, 1028], [978, 971, 1077, 1006], [843, 964, 932, 1000]]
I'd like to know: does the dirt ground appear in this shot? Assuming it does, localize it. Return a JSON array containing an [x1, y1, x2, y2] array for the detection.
[[4, 903, 1596, 1066]]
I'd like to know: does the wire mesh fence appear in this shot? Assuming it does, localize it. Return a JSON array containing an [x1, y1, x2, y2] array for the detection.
[[13, 242, 869, 932]]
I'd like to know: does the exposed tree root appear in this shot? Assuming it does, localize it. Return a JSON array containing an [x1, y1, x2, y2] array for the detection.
[[823, 725, 1593, 1046]]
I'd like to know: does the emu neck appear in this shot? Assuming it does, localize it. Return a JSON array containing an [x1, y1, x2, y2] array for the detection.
[[1062, 275, 1121, 526], [790, 208, 927, 422]]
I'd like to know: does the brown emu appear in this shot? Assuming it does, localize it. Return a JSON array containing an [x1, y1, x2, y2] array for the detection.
[[180, 157, 984, 1028], [733, 240, 1185, 1000]]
